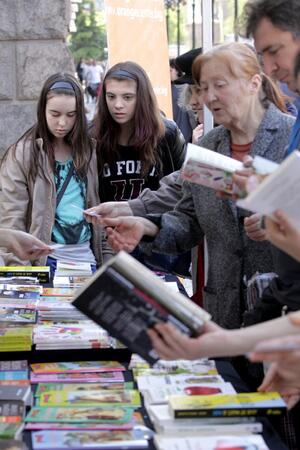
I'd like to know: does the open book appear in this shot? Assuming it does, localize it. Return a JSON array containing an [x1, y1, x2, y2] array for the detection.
[[237, 150, 300, 226], [72, 252, 210, 364], [180, 143, 244, 194]]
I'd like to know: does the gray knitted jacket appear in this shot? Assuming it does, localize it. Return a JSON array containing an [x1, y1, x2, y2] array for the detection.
[[141, 103, 295, 328]]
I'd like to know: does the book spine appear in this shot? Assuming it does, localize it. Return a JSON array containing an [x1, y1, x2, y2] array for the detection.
[[173, 407, 285, 419]]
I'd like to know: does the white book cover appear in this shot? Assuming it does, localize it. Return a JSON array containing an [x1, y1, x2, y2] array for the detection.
[[56, 261, 92, 272], [154, 434, 269, 450], [181, 143, 243, 194], [137, 373, 223, 392], [237, 150, 300, 227]]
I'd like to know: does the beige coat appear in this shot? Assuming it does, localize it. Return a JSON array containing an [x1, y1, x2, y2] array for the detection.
[[0, 138, 112, 266]]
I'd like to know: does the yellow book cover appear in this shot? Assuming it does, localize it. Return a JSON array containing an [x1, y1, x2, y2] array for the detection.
[[169, 392, 286, 419], [38, 389, 141, 408]]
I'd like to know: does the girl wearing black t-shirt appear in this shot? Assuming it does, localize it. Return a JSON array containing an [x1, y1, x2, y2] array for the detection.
[[91, 61, 186, 203]]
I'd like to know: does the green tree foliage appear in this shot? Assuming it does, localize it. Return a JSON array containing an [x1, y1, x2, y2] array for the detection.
[[166, 4, 187, 45], [69, 0, 107, 61]]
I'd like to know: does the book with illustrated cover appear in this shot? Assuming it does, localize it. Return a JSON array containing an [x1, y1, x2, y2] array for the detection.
[[154, 434, 269, 450], [237, 150, 300, 227], [0, 267, 50, 283], [42, 288, 75, 297], [0, 371, 29, 381], [0, 289, 40, 300], [142, 382, 236, 405], [0, 422, 24, 439], [0, 400, 25, 423], [37, 390, 141, 408], [25, 406, 133, 424], [0, 360, 28, 371], [31, 428, 151, 449], [0, 284, 42, 293], [180, 143, 244, 194], [30, 371, 124, 384], [72, 251, 210, 364], [25, 411, 144, 431], [35, 382, 134, 397], [168, 392, 286, 419], [30, 361, 125, 374], [53, 276, 91, 288], [132, 364, 219, 379], [0, 307, 37, 324]]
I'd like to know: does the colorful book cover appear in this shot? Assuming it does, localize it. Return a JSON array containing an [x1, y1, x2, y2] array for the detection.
[[30, 371, 124, 384], [25, 406, 133, 424], [0, 307, 37, 324], [0, 422, 24, 439], [30, 361, 125, 374], [0, 380, 30, 386], [42, 288, 75, 297], [31, 428, 150, 449], [37, 390, 141, 408], [181, 143, 244, 195], [143, 383, 236, 405], [0, 289, 40, 300], [0, 400, 25, 423], [0, 284, 42, 293], [0, 371, 29, 381], [35, 382, 134, 396], [169, 392, 286, 419], [25, 411, 144, 431]]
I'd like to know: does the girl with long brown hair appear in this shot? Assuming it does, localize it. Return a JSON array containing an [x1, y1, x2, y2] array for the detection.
[[91, 61, 185, 203], [0, 73, 109, 270]]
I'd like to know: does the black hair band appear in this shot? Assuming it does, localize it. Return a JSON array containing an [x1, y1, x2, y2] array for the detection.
[[108, 69, 136, 81], [49, 81, 75, 92]]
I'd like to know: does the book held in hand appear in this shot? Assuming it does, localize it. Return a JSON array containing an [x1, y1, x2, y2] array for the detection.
[[180, 143, 244, 194], [237, 150, 300, 226], [72, 251, 210, 364]]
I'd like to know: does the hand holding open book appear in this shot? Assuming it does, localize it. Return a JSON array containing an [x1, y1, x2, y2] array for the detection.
[[72, 251, 211, 364]]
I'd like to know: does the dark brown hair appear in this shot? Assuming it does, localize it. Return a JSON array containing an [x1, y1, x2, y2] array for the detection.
[[91, 61, 165, 176], [4, 73, 92, 181], [241, 0, 300, 39], [192, 42, 287, 113]]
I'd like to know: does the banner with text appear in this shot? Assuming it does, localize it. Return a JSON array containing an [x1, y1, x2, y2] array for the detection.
[[104, 0, 172, 118]]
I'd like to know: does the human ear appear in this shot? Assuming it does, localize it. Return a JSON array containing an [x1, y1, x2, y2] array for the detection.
[[250, 74, 262, 93]]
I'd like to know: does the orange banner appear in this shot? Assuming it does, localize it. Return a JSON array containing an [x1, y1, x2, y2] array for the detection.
[[104, 0, 172, 118]]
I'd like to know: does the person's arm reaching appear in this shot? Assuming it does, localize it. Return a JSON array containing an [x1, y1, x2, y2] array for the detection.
[[147, 312, 300, 360], [98, 216, 159, 253], [0, 229, 51, 261]]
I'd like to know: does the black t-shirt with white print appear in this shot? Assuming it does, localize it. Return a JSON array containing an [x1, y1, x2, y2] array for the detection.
[[100, 145, 160, 202]]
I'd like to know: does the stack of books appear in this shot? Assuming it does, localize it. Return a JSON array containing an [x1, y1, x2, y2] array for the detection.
[[24, 360, 151, 449], [33, 323, 110, 350], [53, 261, 93, 288], [0, 360, 31, 447], [128, 354, 284, 448]]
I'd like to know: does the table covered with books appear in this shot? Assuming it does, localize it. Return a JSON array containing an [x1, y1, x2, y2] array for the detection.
[[0, 258, 290, 450]]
